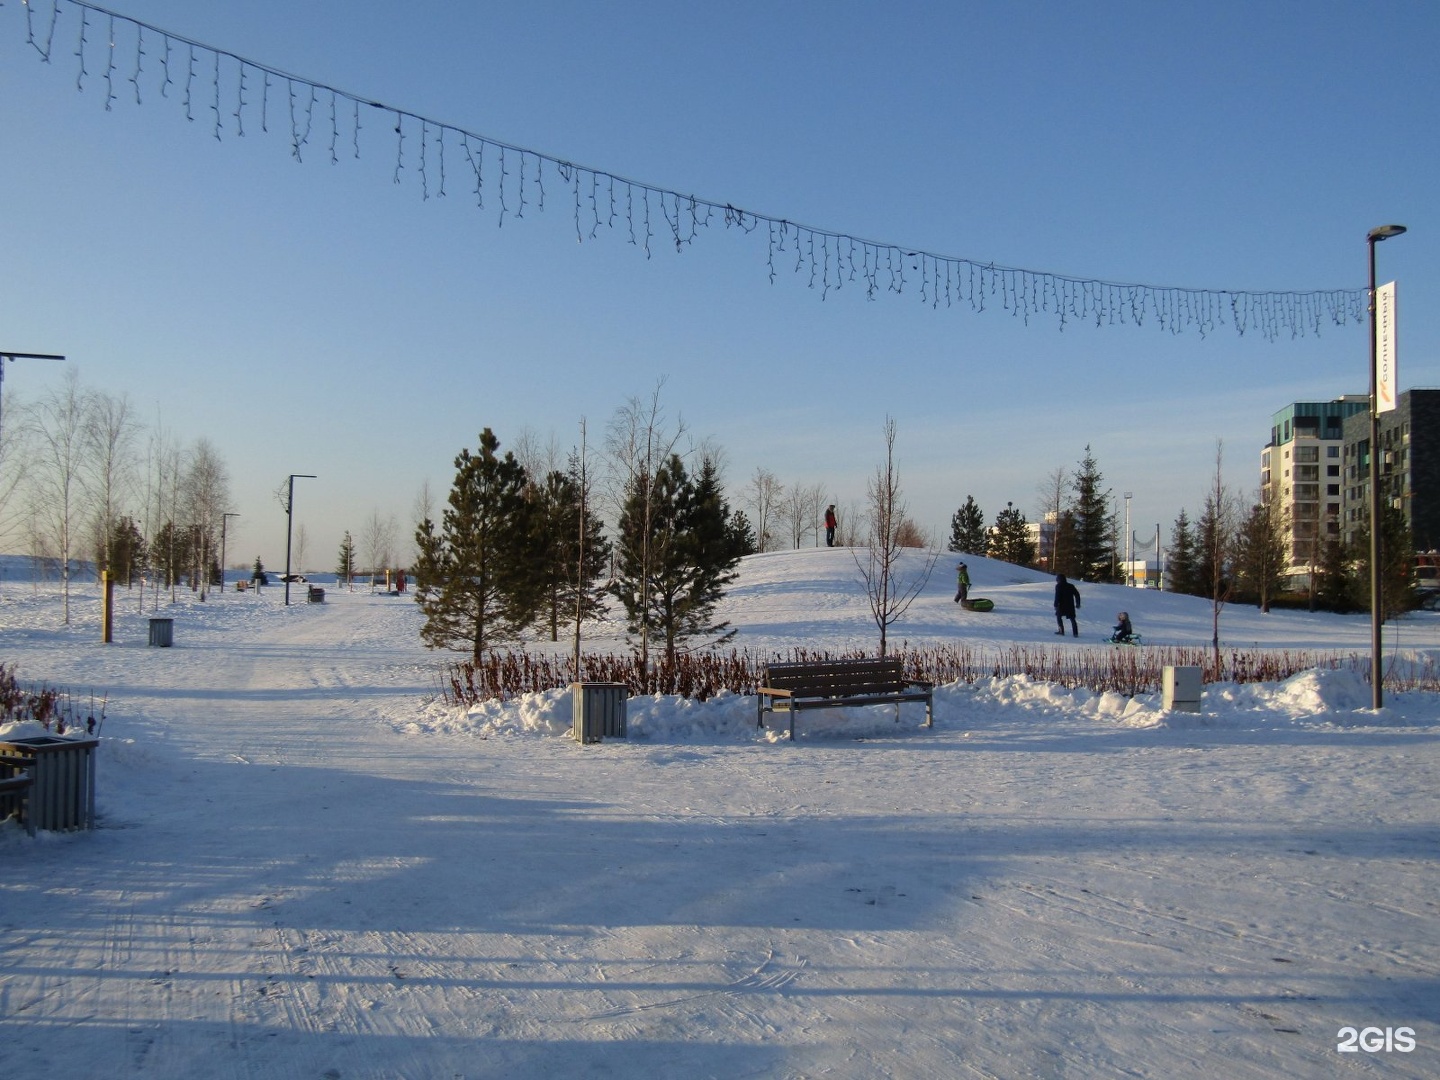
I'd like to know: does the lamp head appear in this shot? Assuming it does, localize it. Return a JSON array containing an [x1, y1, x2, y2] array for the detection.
[[1367, 224, 1407, 243]]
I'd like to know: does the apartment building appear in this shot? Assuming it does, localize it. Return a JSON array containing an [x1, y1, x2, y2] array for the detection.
[[1341, 388, 1440, 553], [1260, 397, 1367, 586]]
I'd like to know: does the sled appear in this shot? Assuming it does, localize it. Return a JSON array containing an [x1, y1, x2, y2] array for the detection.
[[1105, 634, 1143, 646], [960, 598, 994, 612]]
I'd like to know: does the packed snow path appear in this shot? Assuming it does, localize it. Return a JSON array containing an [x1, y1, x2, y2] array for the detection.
[[2, 577, 1437, 1078]]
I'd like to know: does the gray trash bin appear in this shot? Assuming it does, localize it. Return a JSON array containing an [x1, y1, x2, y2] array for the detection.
[[0, 735, 99, 832], [572, 682, 628, 743], [148, 617, 174, 647]]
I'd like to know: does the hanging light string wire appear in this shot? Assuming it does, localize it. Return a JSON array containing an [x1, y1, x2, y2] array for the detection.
[[14, 0, 1366, 340]]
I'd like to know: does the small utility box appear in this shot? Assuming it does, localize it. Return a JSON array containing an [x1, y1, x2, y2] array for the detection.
[[572, 682, 628, 744], [148, 617, 174, 647], [1163, 665, 1203, 712]]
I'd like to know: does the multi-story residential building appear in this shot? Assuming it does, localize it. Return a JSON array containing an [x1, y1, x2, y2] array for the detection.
[[1261, 396, 1368, 587], [1342, 388, 1440, 553]]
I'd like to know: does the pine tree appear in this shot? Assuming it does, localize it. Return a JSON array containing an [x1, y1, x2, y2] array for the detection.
[[1193, 493, 1232, 601], [1355, 502, 1415, 621], [987, 501, 1036, 567], [947, 496, 988, 555], [1048, 509, 1081, 580], [1233, 492, 1289, 612], [414, 428, 539, 658], [335, 532, 356, 585], [1071, 446, 1116, 582], [611, 454, 741, 665], [531, 465, 610, 643], [726, 510, 759, 558], [1167, 509, 1197, 595], [1315, 535, 1357, 613]]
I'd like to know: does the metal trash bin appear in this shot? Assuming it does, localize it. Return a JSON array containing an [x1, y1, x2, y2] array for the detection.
[[572, 682, 628, 743], [0, 735, 99, 832], [307, 586, 325, 603], [148, 617, 174, 647]]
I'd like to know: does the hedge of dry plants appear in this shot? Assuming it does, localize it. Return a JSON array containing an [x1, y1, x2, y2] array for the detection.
[[440, 643, 1440, 706]]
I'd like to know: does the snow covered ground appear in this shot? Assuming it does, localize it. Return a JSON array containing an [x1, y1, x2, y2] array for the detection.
[[2, 549, 1437, 1078]]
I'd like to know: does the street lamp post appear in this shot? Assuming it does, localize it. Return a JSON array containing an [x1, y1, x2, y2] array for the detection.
[[1367, 224, 1406, 710], [0, 351, 66, 446], [1123, 491, 1133, 587], [283, 474, 316, 606], [220, 512, 240, 592]]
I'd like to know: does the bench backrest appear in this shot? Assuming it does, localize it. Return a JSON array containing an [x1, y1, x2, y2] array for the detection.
[[762, 657, 907, 696]]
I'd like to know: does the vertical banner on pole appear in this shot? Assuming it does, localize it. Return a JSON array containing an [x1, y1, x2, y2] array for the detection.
[[1376, 280, 1398, 413]]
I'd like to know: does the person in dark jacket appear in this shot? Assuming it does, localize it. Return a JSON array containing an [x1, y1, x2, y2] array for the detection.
[[954, 562, 971, 603], [824, 505, 838, 547], [1054, 573, 1081, 636], [1110, 611, 1135, 643]]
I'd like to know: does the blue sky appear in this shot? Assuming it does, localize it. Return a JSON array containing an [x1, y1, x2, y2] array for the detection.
[[1, 0, 1435, 569]]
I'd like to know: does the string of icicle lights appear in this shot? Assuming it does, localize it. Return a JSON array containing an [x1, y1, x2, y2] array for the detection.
[[13, 0, 1367, 341]]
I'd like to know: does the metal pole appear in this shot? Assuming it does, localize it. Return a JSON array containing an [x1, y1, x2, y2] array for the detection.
[[1365, 224, 1406, 708], [1368, 233, 1382, 709], [220, 513, 239, 592], [283, 475, 316, 606]]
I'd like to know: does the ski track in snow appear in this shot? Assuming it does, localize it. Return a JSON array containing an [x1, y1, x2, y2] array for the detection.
[[2, 550, 1439, 1079]]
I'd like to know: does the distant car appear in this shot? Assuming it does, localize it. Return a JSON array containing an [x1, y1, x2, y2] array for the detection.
[[281, 574, 307, 583], [1419, 588, 1440, 612]]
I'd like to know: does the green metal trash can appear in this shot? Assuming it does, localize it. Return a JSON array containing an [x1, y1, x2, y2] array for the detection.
[[0, 735, 99, 832], [148, 617, 174, 647], [571, 682, 628, 743]]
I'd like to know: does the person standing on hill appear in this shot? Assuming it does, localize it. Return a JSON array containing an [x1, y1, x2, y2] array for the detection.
[[824, 504, 838, 547], [1054, 573, 1081, 637], [954, 561, 971, 603]]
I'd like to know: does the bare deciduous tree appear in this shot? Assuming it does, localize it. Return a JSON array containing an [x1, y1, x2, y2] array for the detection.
[[25, 368, 91, 623], [362, 508, 399, 582], [183, 438, 231, 601], [782, 481, 825, 549], [83, 388, 139, 578], [746, 467, 785, 552], [1036, 466, 1069, 571], [292, 523, 310, 576], [851, 417, 939, 656]]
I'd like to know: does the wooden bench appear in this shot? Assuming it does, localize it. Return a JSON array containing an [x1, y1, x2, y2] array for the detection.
[[757, 658, 934, 741]]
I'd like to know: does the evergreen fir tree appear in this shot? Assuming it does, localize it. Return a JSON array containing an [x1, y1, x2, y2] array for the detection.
[[726, 510, 759, 558], [1233, 493, 1289, 612], [1167, 509, 1197, 595], [610, 454, 740, 665], [947, 496, 988, 555], [100, 516, 148, 586], [1315, 535, 1357, 613], [1355, 502, 1415, 620], [1071, 446, 1117, 582], [1051, 509, 1083, 580], [335, 532, 356, 584], [1193, 490, 1234, 601], [986, 501, 1036, 567], [413, 428, 539, 658], [153, 521, 192, 588], [531, 466, 610, 643]]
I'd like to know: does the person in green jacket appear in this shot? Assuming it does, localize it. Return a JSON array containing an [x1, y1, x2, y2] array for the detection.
[[953, 561, 971, 603]]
